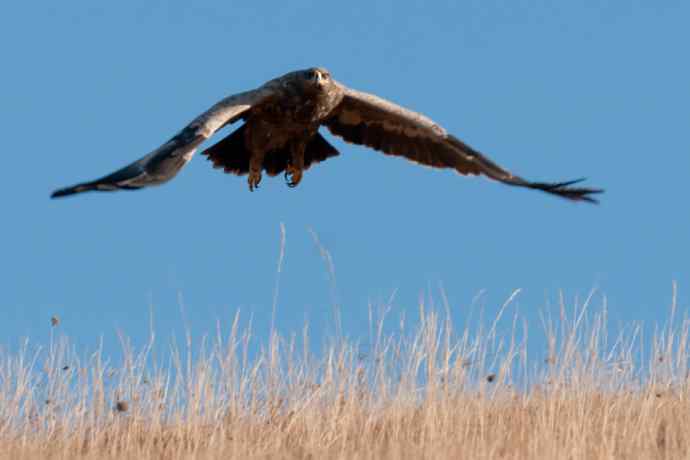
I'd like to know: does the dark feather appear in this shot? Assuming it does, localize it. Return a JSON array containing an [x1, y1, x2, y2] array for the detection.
[[325, 101, 481, 174], [445, 135, 603, 203], [326, 117, 479, 172], [51, 181, 142, 198]]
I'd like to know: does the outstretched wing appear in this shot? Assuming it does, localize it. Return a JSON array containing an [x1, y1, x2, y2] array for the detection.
[[324, 84, 602, 203], [51, 86, 278, 198]]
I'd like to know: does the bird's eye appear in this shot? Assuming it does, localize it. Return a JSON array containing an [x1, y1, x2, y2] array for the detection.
[[306, 70, 316, 79]]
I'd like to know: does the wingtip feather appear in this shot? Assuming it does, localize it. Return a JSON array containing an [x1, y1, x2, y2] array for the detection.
[[527, 178, 604, 204], [51, 185, 86, 199]]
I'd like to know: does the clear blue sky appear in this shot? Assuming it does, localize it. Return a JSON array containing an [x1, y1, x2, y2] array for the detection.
[[1, 2, 688, 356]]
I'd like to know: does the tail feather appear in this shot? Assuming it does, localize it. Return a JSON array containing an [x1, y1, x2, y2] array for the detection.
[[201, 125, 340, 176], [202, 124, 251, 175]]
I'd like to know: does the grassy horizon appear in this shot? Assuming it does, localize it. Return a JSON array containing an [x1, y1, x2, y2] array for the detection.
[[1, 288, 689, 459]]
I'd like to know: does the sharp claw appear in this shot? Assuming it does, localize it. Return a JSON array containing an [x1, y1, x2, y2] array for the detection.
[[248, 171, 262, 192], [284, 164, 302, 188]]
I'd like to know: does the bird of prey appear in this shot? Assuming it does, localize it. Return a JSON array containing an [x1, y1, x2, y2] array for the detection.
[[51, 67, 602, 202]]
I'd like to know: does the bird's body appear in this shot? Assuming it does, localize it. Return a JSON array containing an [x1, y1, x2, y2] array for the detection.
[[231, 68, 345, 189], [51, 67, 602, 202]]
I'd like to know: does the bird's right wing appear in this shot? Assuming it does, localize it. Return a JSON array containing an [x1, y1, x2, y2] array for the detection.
[[51, 85, 278, 198]]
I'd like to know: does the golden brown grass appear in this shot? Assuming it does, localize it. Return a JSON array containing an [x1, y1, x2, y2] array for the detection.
[[2, 290, 689, 459]]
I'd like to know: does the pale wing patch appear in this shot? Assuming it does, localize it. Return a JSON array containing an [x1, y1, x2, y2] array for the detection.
[[51, 85, 276, 198]]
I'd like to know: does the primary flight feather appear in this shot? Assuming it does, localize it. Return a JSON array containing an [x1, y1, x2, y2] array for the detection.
[[51, 67, 602, 203]]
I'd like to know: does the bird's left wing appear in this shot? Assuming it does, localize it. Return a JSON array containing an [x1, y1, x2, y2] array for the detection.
[[51, 86, 277, 198], [324, 84, 602, 203]]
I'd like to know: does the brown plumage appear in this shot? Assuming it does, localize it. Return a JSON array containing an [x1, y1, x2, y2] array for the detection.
[[203, 124, 339, 177], [51, 67, 602, 202]]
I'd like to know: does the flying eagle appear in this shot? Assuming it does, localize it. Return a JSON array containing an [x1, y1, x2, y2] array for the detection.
[[51, 67, 602, 202]]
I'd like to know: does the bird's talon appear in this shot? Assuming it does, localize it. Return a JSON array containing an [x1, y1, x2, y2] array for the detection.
[[285, 165, 302, 188], [248, 170, 262, 192]]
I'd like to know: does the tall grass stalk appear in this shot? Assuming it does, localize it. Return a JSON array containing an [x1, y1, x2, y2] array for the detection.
[[1, 291, 688, 459]]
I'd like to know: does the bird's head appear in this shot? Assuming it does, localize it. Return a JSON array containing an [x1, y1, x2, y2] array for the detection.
[[298, 67, 333, 92]]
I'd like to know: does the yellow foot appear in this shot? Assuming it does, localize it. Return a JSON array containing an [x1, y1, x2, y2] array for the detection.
[[285, 165, 303, 188], [248, 170, 262, 192]]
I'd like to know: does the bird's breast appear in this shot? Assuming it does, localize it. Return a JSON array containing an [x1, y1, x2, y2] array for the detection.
[[257, 89, 337, 126]]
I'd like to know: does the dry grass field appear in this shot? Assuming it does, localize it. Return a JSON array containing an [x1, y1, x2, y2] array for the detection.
[[1, 290, 689, 459]]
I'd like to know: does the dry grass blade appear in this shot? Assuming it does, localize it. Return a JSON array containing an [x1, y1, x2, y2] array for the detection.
[[0, 292, 688, 459]]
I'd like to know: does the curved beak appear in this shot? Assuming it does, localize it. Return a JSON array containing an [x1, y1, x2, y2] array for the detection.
[[315, 70, 326, 86]]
